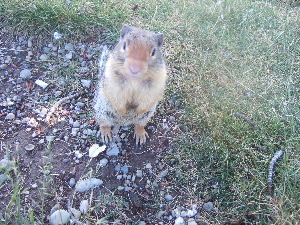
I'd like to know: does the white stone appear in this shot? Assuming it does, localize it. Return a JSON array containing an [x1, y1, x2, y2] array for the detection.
[[89, 144, 106, 158], [49, 209, 70, 225], [79, 200, 89, 214], [35, 79, 49, 89]]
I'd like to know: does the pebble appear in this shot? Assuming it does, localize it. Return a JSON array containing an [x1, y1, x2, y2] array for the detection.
[[75, 178, 103, 192], [81, 79, 91, 88], [5, 113, 15, 120], [24, 144, 35, 151], [72, 120, 80, 128], [99, 158, 108, 166], [187, 209, 197, 217], [65, 52, 73, 60], [79, 200, 89, 214], [71, 128, 79, 136], [89, 144, 106, 158], [49, 209, 70, 225], [187, 218, 198, 225], [117, 186, 124, 191], [120, 165, 129, 174], [53, 32, 62, 40], [39, 54, 48, 61], [0, 64, 7, 69], [203, 202, 214, 212], [46, 136, 55, 142], [69, 208, 81, 220], [27, 39, 33, 48], [69, 178, 76, 187], [63, 158, 69, 163], [158, 170, 168, 178], [165, 194, 174, 201], [20, 69, 31, 79], [116, 175, 123, 180], [31, 183, 38, 188], [65, 43, 74, 51], [174, 217, 185, 225], [145, 163, 152, 169], [35, 79, 49, 89], [106, 143, 120, 156], [136, 169, 143, 178], [76, 102, 85, 108], [138, 222, 146, 225]]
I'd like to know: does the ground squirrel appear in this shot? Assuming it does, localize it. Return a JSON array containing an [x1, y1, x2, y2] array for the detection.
[[94, 25, 167, 145]]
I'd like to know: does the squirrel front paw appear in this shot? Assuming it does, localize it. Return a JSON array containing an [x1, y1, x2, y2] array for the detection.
[[134, 125, 149, 146], [100, 125, 112, 143]]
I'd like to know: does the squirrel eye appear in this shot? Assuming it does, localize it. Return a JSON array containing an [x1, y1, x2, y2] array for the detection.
[[151, 48, 156, 56], [123, 42, 126, 50]]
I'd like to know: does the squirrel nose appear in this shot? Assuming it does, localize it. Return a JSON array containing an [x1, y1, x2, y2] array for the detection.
[[129, 63, 143, 74]]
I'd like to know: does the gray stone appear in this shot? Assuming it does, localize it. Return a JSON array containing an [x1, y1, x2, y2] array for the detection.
[[117, 186, 124, 191], [203, 202, 213, 212], [79, 200, 89, 214], [174, 216, 185, 225], [187, 209, 197, 217], [120, 165, 129, 174], [5, 113, 15, 120], [165, 194, 173, 201], [145, 163, 152, 169], [158, 170, 168, 178], [46, 136, 55, 142], [81, 79, 91, 88], [71, 128, 79, 136], [69, 178, 76, 187], [106, 144, 120, 156], [75, 178, 103, 192], [99, 158, 108, 167], [20, 69, 31, 79], [27, 39, 33, 48], [65, 52, 73, 60], [138, 221, 146, 225], [64, 43, 74, 51], [39, 54, 48, 61], [0, 64, 7, 70], [136, 169, 143, 178], [187, 218, 198, 225], [72, 121, 80, 128], [24, 144, 35, 151], [69, 208, 81, 220], [49, 209, 70, 225]]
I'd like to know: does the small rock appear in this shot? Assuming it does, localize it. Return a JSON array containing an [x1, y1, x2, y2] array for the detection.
[[89, 144, 106, 158], [46, 136, 55, 142], [35, 79, 49, 89], [53, 32, 62, 40], [165, 194, 173, 201], [136, 169, 143, 178], [74, 151, 83, 159], [187, 218, 198, 225], [120, 165, 129, 174], [49, 209, 70, 225], [158, 170, 168, 178], [69, 208, 81, 220], [203, 202, 214, 212], [71, 128, 79, 136], [79, 200, 89, 214], [65, 52, 73, 60], [0, 64, 7, 70], [65, 43, 74, 51], [116, 175, 123, 180], [187, 209, 197, 218], [138, 221, 146, 225], [5, 113, 15, 120], [75, 178, 103, 192], [24, 144, 35, 151], [145, 163, 152, 169], [174, 217, 185, 225], [39, 54, 48, 61], [31, 183, 38, 188], [50, 204, 60, 215], [117, 186, 124, 191], [106, 143, 120, 156], [99, 158, 108, 166], [81, 79, 91, 88], [69, 178, 76, 187], [20, 69, 31, 79]]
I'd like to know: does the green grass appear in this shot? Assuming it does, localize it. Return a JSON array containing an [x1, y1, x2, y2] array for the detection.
[[1, 0, 299, 224]]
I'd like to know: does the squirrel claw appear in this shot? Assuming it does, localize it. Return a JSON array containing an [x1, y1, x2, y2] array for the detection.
[[134, 125, 149, 146], [100, 126, 112, 143]]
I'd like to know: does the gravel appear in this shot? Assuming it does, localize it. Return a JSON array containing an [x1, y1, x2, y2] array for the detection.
[[203, 202, 214, 212], [5, 113, 15, 120], [20, 69, 31, 79]]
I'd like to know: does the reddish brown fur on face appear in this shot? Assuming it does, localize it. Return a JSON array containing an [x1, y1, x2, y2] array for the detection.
[[126, 41, 151, 74]]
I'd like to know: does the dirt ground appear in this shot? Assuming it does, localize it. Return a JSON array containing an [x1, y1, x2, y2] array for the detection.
[[0, 28, 193, 224]]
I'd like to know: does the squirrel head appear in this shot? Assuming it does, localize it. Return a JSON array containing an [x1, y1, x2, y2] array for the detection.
[[114, 24, 164, 78]]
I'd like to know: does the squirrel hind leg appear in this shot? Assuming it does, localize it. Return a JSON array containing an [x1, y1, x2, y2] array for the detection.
[[100, 125, 113, 143], [134, 125, 149, 146]]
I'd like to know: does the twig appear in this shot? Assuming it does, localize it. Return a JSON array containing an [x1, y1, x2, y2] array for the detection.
[[234, 112, 257, 128], [45, 92, 81, 124], [268, 150, 284, 193]]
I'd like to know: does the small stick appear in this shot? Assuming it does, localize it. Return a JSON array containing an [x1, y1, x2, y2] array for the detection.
[[45, 92, 81, 123], [234, 112, 257, 128], [268, 150, 284, 193]]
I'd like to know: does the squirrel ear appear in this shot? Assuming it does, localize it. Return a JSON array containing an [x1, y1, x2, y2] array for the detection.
[[120, 24, 132, 39], [155, 33, 164, 47]]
